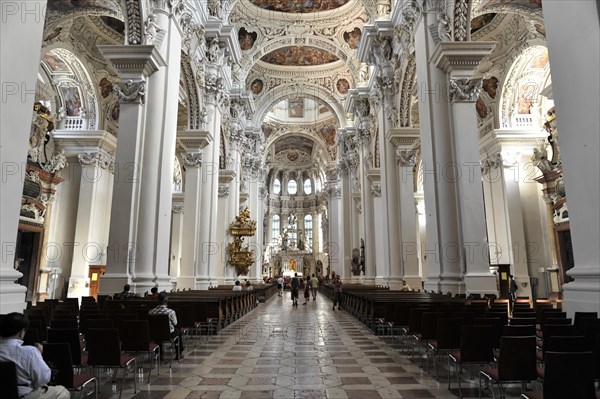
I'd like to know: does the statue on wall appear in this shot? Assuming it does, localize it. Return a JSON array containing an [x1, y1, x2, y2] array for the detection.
[[281, 228, 289, 251], [297, 231, 305, 251]]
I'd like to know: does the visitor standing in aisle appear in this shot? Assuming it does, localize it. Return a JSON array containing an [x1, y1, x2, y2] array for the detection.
[[332, 275, 343, 310], [290, 273, 300, 307], [310, 274, 319, 300]]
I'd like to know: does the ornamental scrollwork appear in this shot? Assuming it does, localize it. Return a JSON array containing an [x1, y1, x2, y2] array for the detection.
[[181, 152, 202, 168], [371, 182, 382, 197], [114, 80, 146, 104], [480, 152, 503, 176], [448, 78, 482, 103], [126, 0, 143, 45], [453, 0, 469, 42]]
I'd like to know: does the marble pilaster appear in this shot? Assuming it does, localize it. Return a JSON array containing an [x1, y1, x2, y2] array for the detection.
[[177, 130, 211, 289]]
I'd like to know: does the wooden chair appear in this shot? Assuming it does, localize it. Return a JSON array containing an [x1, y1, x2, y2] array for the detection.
[[85, 328, 136, 399], [427, 317, 463, 380], [502, 325, 536, 337], [147, 314, 180, 368], [479, 336, 537, 399], [0, 361, 19, 399], [47, 328, 87, 368], [119, 320, 160, 382], [521, 351, 596, 399], [42, 343, 97, 399], [449, 325, 495, 398]]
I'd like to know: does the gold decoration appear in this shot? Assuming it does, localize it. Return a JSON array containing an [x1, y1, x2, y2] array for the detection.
[[227, 207, 257, 276]]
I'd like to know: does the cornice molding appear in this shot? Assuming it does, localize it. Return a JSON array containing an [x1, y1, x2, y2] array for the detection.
[[430, 41, 496, 78], [97, 44, 166, 79], [177, 130, 213, 152]]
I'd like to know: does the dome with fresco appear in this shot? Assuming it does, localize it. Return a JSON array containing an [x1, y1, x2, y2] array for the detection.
[[248, 0, 351, 13]]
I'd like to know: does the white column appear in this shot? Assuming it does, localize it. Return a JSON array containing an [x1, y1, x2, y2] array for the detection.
[[67, 146, 115, 300], [430, 42, 497, 295], [170, 194, 184, 288], [414, 18, 462, 294], [543, 1, 600, 315], [196, 62, 226, 289], [0, 0, 47, 313], [389, 129, 421, 290], [359, 142, 377, 282], [216, 170, 235, 285], [177, 130, 211, 289], [369, 176, 383, 285], [135, 10, 182, 292], [98, 45, 164, 295], [340, 167, 353, 278], [327, 178, 344, 278]]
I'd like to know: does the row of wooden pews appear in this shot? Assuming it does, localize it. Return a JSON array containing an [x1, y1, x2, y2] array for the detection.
[[320, 284, 488, 332]]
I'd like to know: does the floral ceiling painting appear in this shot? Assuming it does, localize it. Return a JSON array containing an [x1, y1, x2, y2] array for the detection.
[[48, 0, 118, 11], [482, 0, 542, 10], [261, 46, 339, 66], [249, 0, 351, 13], [320, 124, 337, 146], [274, 136, 314, 155]]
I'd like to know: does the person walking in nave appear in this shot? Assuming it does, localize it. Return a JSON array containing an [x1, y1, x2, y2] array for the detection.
[[290, 273, 300, 307], [332, 275, 343, 310], [310, 274, 319, 300], [302, 276, 310, 305], [277, 276, 284, 297]]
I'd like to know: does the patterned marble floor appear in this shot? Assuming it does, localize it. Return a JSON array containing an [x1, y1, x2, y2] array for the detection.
[[93, 293, 524, 399]]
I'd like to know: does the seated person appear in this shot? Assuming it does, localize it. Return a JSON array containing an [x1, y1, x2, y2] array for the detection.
[[116, 283, 137, 299], [232, 281, 242, 291], [0, 313, 70, 399], [147, 287, 159, 300], [245, 280, 253, 291], [148, 292, 184, 360], [400, 280, 412, 292]]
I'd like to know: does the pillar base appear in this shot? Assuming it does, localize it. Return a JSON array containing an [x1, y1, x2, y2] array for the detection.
[[562, 267, 600, 316], [387, 277, 406, 291], [155, 274, 172, 292], [195, 276, 211, 290], [67, 277, 90, 301], [464, 272, 498, 296], [177, 276, 197, 290], [132, 274, 157, 295], [98, 274, 130, 296], [375, 276, 389, 287], [0, 281, 27, 313]]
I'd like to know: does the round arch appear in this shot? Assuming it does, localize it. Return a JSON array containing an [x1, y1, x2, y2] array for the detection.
[[499, 44, 551, 129], [252, 83, 347, 128], [263, 128, 333, 165], [38, 45, 100, 130], [238, 37, 359, 83]]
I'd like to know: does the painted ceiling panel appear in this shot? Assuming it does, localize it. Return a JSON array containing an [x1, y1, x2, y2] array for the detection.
[[261, 46, 339, 66], [249, 0, 351, 13], [274, 135, 314, 155]]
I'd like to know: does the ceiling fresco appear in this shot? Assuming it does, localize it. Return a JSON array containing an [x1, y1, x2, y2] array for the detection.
[[274, 135, 314, 155], [482, 0, 542, 9], [319, 124, 337, 146], [471, 13, 497, 34], [48, 0, 119, 11], [249, 0, 351, 13], [261, 46, 339, 66]]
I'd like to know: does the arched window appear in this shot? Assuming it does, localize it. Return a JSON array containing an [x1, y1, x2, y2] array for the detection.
[[304, 214, 313, 249], [287, 179, 297, 195], [303, 179, 312, 195], [273, 178, 281, 194], [315, 178, 322, 193], [272, 215, 280, 242]]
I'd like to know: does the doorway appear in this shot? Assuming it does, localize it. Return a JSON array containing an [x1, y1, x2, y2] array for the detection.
[[16, 227, 43, 302]]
